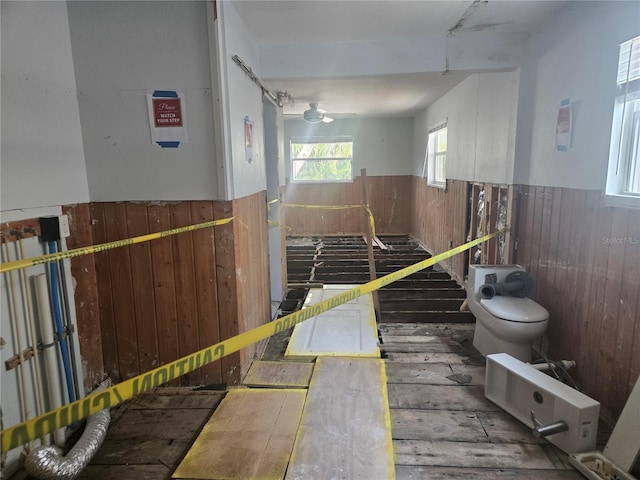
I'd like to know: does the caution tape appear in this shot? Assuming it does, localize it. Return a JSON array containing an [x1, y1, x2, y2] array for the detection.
[[280, 202, 377, 235], [266, 198, 292, 231], [0, 231, 499, 453], [0, 217, 234, 274], [364, 205, 376, 237], [283, 203, 362, 210]]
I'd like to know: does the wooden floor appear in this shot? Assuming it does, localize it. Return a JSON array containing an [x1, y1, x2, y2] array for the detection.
[[35, 322, 587, 480], [380, 322, 584, 480]]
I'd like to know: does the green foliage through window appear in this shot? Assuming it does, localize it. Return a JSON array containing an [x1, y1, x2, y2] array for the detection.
[[291, 139, 353, 182]]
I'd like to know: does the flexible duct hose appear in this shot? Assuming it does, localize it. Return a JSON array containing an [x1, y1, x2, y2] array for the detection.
[[24, 409, 110, 480]]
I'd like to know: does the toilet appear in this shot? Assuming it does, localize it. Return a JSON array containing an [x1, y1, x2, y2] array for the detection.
[[467, 264, 549, 362]]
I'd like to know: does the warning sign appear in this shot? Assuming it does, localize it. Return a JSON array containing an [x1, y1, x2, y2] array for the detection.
[[153, 98, 183, 127]]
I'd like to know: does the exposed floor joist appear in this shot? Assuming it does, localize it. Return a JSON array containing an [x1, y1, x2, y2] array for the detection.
[[286, 235, 474, 323]]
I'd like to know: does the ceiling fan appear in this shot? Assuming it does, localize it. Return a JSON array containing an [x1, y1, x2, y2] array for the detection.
[[303, 103, 334, 124]]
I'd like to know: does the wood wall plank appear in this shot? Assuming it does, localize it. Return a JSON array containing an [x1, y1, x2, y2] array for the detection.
[[213, 200, 241, 385], [191, 201, 223, 385], [232, 192, 271, 378], [90, 203, 120, 382], [104, 202, 139, 381], [170, 202, 200, 386], [147, 205, 180, 387], [63, 203, 104, 392], [125, 203, 159, 378]]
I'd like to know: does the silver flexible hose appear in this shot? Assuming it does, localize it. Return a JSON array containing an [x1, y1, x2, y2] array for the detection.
[[24, 409, 110, 480]]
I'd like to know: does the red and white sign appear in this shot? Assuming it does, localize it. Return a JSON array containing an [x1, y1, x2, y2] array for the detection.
[[153, 98, 183, 128]]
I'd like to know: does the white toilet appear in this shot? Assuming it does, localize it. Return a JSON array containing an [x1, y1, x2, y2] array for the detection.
[[467, 264, 549, 362]]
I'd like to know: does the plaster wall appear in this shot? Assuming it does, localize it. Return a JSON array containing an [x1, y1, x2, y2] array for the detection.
[[284, 117, 414, 179], [413, 71, 519, 185], [67, 1, 218, 201], [1, 1, 89, 212], [216, 1, 268, 199], [514, 1, 640, 189]]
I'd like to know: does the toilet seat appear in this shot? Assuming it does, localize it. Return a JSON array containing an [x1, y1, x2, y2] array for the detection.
[[480, 296, 548, 323]]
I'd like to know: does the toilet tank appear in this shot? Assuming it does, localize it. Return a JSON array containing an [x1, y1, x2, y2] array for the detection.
[[468, 264, 526, 299]]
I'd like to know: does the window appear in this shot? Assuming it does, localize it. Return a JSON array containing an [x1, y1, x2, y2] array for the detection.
[[424, 122, 447, 187], [606, 36, 640, 208], [290, 137, 353, 183]]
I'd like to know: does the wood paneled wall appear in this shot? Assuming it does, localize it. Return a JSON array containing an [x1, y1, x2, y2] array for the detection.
[[63, 180, 638, 421], [64, 193, 271, 390], [63, 204, 104, 393], [231, 191, 272, 377], [409, 180, 640, 420], [284, 176, 412, 236], [515, 186, 640, 421], [410, 178, 469, 285]]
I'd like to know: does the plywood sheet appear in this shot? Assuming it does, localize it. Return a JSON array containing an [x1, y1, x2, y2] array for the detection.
[[172, 389, 306, 480], [243, 361, 314, 388], [285, 285, 379, 357], [285, 357, 395, 480]]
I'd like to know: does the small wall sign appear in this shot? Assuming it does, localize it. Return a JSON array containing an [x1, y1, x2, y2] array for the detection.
[[147, 90, 188, 148], [153, 97, 183, 127], [556, 98, 572, 152], [245, 116, 254, 163]]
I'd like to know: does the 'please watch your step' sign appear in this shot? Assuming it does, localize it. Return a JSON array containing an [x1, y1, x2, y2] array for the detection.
[[147, 90, 188, 148]]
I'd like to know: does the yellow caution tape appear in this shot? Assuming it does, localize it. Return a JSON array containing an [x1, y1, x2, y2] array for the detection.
[[0, 230, 499, 453], [283, 203, 362, 210], [0, 217, 234, 274], [280, 202, 377, 235], [364, 205, 376, 237]]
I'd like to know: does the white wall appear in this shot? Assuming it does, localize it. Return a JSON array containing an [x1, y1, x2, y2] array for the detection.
[[284, 117, 414, 179], [514, 1, 640, 189], [1, 1, 89, 212], [67, 1, 218, 201], [216, 2, 267, 199], [413, 71, 520, 185]]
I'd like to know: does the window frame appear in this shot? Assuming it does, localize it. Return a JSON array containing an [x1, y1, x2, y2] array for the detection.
[[289, 136, 354, 184], [424, 120, 448, 189], [605, 36, 640, 209]]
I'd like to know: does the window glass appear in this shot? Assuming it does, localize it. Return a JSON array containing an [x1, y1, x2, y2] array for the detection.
[[606, 36, 640, 208], [426, 124, 447, 187], [290, 138, 353, 183]]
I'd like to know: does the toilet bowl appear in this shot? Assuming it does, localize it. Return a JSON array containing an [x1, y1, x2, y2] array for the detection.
[[467, 265, 549, 362]]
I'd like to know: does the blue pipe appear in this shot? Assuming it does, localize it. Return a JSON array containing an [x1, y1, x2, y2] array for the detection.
[[48, 241, 76, 404]]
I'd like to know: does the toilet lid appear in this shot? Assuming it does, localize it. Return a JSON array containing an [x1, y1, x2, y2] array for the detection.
[[480, 296, 549, 322]]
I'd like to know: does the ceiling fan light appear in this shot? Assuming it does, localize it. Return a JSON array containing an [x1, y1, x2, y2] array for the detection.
[[303, 112, 323, 123], [303, 102, 330, 124]]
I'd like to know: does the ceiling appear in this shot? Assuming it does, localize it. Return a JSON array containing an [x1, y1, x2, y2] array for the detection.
[[232, 0, 570, 119]]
